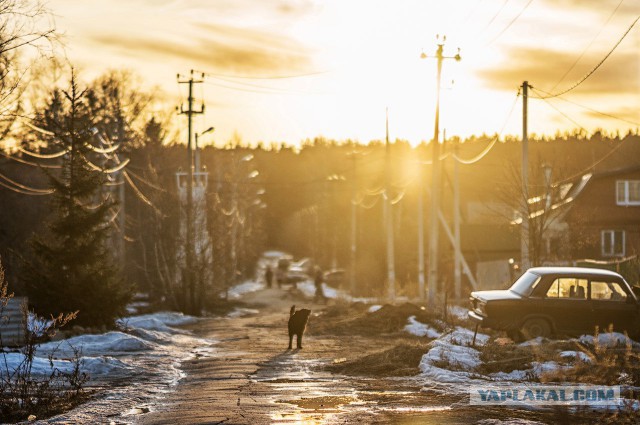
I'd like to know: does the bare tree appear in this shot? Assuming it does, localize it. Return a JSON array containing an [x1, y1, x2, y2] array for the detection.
[[0, 0, 57, 135], [496, 155, 570, 267]]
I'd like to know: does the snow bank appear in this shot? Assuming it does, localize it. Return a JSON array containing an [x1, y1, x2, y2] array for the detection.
[[39, 332, 154, 357], [418, 327, 489, 383], [0, 353, 133, 378], [296, 281, 340, 299], [447, 305, 469, 321], [559, 350, 592, 363], [404, 316, 441, 338], [227, 308, 260, 318], [228, 280, 264, 299], [578, 332, 639, 348], [368, 305, 382, 313]]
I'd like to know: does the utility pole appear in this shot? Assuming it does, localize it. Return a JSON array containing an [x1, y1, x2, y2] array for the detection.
[[453, 140, 462, 300], [178, 70, 204, 315], [347, 151, 360, 296], [422, 36, 461, 306], [417, 163, 425, 300], [521, 81, 530, 272], [385, 108, 396, 300]]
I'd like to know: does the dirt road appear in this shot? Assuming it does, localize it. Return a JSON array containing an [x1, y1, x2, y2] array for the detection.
[[137, 288, 551, 425]]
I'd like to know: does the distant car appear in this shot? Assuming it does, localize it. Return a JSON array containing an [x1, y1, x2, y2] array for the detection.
[[469, 267, 640, 341], [324, 268, 345, 288]]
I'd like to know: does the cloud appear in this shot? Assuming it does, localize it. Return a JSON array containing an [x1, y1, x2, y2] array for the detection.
[[540, 0, 639, 16], [89, 21, 312, 74], [476, 46, 638, 95]]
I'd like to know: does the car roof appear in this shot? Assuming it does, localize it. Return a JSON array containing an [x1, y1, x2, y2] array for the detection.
[[527, 266, 623, 278]]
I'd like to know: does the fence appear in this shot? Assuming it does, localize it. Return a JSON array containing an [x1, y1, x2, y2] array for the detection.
[[0, 296, 27, 347]]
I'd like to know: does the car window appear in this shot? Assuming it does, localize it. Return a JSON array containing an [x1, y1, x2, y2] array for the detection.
[[545, 278, 588, 299], [590, 280, 628, 302], [510, 272, 541, 296]]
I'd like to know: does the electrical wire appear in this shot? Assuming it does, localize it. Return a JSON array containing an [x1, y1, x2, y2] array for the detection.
[[532, 90, 591, 136], [535, 13, 640, 99], [0, 171, 54, 194], [18, 146, 68, 159], [126, 169, 167, 192], [0, 179, 52, 195], [486, 0, 534, 46], [123, 170, 164, 216], [549, 0, 625, 92], [452, 89, 520, 164], [531, 86, 640, 127], [200, 70, 328, 80], [0, 150, 62, 168]]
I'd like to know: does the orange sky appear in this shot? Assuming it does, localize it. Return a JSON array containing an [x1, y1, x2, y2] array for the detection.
[[51, 0, 639, 146]]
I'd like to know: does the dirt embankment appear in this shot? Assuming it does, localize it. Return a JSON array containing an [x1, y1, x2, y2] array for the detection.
[[311, 302, 447, 376]]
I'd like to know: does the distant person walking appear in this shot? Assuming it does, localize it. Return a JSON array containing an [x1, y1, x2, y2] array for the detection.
[[314, 266, 326, 303], [265, 266, 274, 288]]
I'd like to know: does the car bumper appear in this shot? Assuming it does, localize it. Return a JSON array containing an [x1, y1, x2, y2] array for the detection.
[[468, 310, 486, 324]]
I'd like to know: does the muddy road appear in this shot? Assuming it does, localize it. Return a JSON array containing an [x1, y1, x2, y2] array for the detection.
[[137, 288, 558, 424]]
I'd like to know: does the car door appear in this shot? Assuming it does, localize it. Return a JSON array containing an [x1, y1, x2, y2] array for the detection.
[[543, 277, 590, 334], [589, 279, 638, 334]]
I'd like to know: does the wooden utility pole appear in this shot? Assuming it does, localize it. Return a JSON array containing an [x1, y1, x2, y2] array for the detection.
[[178, 70, 204, 315], [422, 36, 461, 306], [521, 81, 530, 272], [385, 108, 396, 300]]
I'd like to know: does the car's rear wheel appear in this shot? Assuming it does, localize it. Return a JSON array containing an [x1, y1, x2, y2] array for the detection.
[[521, 318, 551, 340]]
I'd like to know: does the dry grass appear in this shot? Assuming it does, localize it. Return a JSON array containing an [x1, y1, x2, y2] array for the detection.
[[326, 340, 430, 377], [314, 302, 442, 336]]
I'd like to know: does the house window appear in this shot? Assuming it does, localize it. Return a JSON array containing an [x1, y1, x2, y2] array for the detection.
[[601, 230, 625, 257], [616, 180, 640, 205]]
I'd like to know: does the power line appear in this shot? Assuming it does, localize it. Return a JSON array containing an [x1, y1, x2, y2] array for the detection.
[[534, 93, 591, 136], [535, 13, 640, 99], [487, 0, 534, 46], [549, 0, 625, 92], [452, 89, 521, 164], [199, 70, 328, 80], [0, 149, 61, 168], [0, 172, 54, 195], [531, 86, 640, 127]]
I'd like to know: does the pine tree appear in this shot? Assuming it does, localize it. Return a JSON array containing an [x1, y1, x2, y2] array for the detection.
[[23, 73, 130, 327]]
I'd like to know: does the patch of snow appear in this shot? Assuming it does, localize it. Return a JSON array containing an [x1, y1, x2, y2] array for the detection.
[[489, 369, 530, 381], [531, 360, 563, 375], [27, 313, 53, 336], [38, 332, 154, 357], [227, 308, 260, 318], [296, 281, 339, 299], [418, 326, 490, 383], [578, 332, 638, 348], [519, 336, 547, 347], [447, 305, 468, 321], [441, 326, 489, 347], [559, 350, 592, 363], [131, 312, 198, 327], [368, 305, 382, 313], [228, 280, 265, 299], [404, 316, 441, 338], [0, 352, 133, 378]]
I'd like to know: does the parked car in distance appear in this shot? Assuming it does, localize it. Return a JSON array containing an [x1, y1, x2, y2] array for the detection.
[[324, 268, 345, 288], [469, 267, 640, 341]]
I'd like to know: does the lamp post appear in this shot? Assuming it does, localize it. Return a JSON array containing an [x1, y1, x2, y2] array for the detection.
[[195, 126, 214, 174]]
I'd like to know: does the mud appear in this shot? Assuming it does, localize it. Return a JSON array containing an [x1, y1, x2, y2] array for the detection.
[[136, 288, 572, 424]]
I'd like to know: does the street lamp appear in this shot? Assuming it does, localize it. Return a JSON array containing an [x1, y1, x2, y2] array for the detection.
[[195, 126, 214, 173]]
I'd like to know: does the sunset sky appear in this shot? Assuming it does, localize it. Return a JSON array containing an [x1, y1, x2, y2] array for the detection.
[[51, 0, 639, 146]]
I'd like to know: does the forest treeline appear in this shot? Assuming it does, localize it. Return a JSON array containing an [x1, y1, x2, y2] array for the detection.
[[0, 0, 638, 325], [1, 64, 638, 317]]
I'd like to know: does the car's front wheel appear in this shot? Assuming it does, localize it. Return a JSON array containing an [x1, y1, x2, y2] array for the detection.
[[521, 318, 551, 340]]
